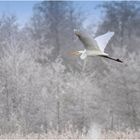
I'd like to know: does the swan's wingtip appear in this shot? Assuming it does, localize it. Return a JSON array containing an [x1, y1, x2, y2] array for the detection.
[[107, 30, 115, 35], [74, 29, 78, 33]]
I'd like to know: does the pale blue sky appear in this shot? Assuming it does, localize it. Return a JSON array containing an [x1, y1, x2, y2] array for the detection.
[[0, 1, 39, 26], [0, 1, 103, 28]]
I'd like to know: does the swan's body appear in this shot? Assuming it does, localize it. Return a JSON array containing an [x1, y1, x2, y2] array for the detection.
[[73, 29, 123, 63]]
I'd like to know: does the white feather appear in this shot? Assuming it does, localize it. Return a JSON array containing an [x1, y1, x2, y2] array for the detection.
[[95, 31, 114, 52], [80, 53, 87, 59], [78, 49, 87, 60]]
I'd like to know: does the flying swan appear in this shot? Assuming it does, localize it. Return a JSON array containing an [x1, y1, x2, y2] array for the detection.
[[72, 29, 123, 63]]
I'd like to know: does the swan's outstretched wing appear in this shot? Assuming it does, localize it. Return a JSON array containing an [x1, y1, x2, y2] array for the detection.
[[95, 31, 114, 52], [74, 29, 100, 51]]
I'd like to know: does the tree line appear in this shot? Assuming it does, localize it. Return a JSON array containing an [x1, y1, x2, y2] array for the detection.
[[0, 1, 139, 134]]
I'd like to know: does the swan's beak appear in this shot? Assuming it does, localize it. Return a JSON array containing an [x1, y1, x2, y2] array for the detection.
[[69, 51, 80, 56]]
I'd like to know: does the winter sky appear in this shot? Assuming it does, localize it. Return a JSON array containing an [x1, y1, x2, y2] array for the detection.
[[0, 1, 103, 28]]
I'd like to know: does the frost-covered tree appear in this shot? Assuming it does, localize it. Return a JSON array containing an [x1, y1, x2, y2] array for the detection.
[[100, 46, 140, 130], [97, 1, 140, 51], [29, 1, 81, 59]]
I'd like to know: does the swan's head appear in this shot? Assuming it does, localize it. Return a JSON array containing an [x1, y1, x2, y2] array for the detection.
[[70, 49, 87, 60]]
